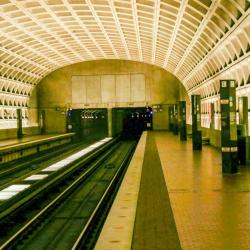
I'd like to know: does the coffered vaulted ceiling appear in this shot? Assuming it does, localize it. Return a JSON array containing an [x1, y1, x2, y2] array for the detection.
[[0, 0, 249, 125]]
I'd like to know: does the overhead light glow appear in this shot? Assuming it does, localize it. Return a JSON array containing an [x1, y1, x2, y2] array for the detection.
[[25, 174, 49, 181], [42, 137, 112, 172], [0, 184, 30, 200]]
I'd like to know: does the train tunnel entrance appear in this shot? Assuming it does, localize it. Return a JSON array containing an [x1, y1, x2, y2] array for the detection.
[[67, 109, 108, 142], [112, 107, 153, 140]]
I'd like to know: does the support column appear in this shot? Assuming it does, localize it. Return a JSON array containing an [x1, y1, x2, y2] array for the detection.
[[173, 104, 178, 135], [40, 110, 46, 134], [237, 96, 248, 165], [107, 108, 112, 137], [179, 101, 187, 141], [66, 109, 72, 133], [238, 96, 248, 135], [220, 80, 238, 173], [210, 103, 215, 129], [168, 106, 174, 132], [191, 95, 202, 150], [17, 108, 23, 138]]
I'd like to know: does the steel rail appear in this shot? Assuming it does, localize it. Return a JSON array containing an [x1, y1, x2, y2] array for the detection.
[[0, 141, 86, 188], [0, 141, 121, 250], [71, 142, 135, 249], [0, 138, 118, 220]]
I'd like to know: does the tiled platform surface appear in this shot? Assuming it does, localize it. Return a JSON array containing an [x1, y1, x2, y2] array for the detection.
[[0, 133, 72, 150], [155, 131, 250, 250], [0, 135, 44, 148], [96, 131, 250, 250]]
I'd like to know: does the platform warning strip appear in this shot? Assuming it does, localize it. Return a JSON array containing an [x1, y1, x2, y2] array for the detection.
[[132, 132, 181, 250], [95, 132, 147, 250]]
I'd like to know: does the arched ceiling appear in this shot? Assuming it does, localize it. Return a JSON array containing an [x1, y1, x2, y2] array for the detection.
[[0, 0, 250, 126]]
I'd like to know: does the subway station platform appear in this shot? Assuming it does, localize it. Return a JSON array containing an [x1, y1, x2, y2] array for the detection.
[[96, 131, 250, 250], [0, 134, 73, 150], [0, 133, 74, 164]]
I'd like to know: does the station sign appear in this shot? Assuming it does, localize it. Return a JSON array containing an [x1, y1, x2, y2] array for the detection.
[[179, 101, 187, 141], [220, 80, 238, 173]]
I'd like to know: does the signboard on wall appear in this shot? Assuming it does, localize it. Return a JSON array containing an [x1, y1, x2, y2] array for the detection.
[[71, 73, 146, 105]]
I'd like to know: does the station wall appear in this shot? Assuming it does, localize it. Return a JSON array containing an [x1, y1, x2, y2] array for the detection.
[[37, 59, 189, 133]]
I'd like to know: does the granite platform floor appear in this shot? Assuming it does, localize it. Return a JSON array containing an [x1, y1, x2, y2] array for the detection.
[[0, 134, 63, 148], [153, 131, 250, 250]]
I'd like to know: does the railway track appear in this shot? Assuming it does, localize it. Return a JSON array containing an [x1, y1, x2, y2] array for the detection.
[[0, 141, 90, 188], [0, 140, 136, 250]]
